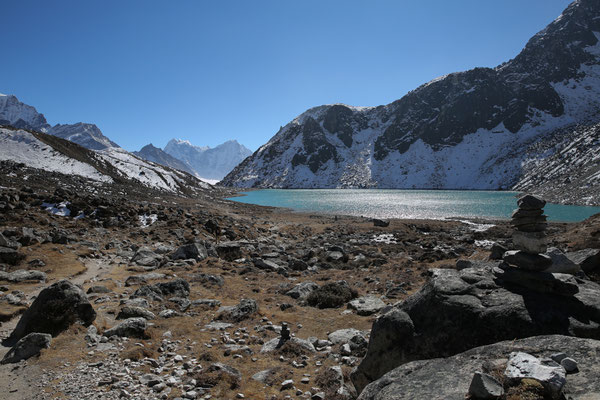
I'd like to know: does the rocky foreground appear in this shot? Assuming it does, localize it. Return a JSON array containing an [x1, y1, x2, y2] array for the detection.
[[0, 161, 599, 399]]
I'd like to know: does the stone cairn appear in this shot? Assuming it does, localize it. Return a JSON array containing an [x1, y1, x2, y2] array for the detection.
[[503, 194, 552, 271]]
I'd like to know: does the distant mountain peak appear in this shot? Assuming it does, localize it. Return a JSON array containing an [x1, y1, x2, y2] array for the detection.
[[163, 138, 252, 181]]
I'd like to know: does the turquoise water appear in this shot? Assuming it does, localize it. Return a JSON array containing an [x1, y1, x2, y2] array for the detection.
[[227, 189, 600, 222]]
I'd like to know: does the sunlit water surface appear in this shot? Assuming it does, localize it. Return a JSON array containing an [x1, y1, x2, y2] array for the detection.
[[228, 189, 600, 222]]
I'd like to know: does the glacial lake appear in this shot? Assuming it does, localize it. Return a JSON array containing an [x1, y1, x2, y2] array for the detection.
[[228, 189, 600, 222]]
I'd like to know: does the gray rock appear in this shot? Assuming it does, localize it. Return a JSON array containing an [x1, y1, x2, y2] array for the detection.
[[0, 269, 46, 283], [125, 272, 166, 286], [513, 231, 547, 254], [544, 247, 580, 274], [104, 317, 147, 338], [252, 368, 275, 383], [372, 219, 390, 227], [503, 250, 552, 271], [286, 282, 319, 300], [0, 233, 21, 249], [0, 246, 25, 265], [139, 373, 163, 387], [188, 273, 224, 287], [329, 328, 367, 345], [468, 372, 504, 399], [260, 337, 316, 353], [1, 332, 52, 364], [206, 363, 241, 385], [87, 285, 110, 294], [567, 248, 600, 273], [517, 194, 546, 210], [561, 357, 578, 373], [131, 278, 190, 301], [170, 242, 208, 261], [5, 280, 96, 345], [348, 296, 386, 316], [352, 267, 600, 392], [495, 267, 579, 296], [254, 258, 288, 275], [215, 242, 243, 261], [216, 299, 258, 322], [488, 243, 508, 260], [357, 335, 600, 400], [116, 306, 156, 320], [131, 248, 162, 267], [204, 322, 233, 331], [505, 352, 566, 398], [191, 298, 221, 308]]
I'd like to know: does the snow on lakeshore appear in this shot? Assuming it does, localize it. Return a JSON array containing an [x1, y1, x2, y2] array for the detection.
[[0, 128, 112, 183]]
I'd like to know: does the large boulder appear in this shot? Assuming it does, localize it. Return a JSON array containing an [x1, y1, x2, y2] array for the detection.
[[5, 280, 96, 345], [1, 332, 52, 364], [357, 335, 600, 400], [352, 265, 600, 393]]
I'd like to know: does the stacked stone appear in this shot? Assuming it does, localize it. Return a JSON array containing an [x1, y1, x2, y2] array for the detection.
[[503, 194, 552, 271]]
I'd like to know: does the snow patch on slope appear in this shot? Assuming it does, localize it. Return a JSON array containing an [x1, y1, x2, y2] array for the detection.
[[0, 128, 112, 183]]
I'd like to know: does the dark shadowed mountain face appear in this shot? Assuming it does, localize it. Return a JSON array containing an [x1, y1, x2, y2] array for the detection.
[[133, 144, 197, 177], [0, 94, 119, 150], [222, 0, 600, 198]]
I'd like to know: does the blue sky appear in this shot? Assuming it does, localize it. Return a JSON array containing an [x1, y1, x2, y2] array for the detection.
[[2, 0, 570, 152]]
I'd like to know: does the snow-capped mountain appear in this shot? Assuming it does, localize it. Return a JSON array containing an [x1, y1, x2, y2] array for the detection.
[[133, 144, 197, 177], [50, 123, 119, 150], [222, 0, 600, 204], [0, 126, 211, 194], [0, 93, 118, 150], [0, 93, 50, 132], [164, 139, 252, 181]]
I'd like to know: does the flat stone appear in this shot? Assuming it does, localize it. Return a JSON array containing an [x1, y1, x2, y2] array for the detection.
[[517, 195, 546, 210], [505, 352, 566, 397], [503, 250, 552, 271], [104, 317, 148, 338], [348, 296, 386, 316], [512, 231, 547, 254], [512, 208, 544, 218], [495, 267, 579, 296], [544, 247, 580, 274]]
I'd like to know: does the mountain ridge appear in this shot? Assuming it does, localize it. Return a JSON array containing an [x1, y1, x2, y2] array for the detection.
[[164, 138, 252, 181], [221, 0, 600, 205], [0, 93, 119, 150]]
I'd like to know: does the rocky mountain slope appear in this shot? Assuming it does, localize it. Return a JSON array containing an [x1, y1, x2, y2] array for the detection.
[[0, 126, 210, 194], [164, 138, 252, 181], [133, 144, 197, 177], [0, 94, 118, 150], [222, 0, 600, 205]]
